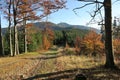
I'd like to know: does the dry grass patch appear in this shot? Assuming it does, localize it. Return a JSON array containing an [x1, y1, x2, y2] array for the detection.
[[57, 55, 104, 69]]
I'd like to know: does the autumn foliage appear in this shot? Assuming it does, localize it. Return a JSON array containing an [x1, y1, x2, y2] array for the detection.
[[75, 36, 83, 53], [113, 39, 120, 54], [42, 28, 55, 50], [75, 30, 104, 56]]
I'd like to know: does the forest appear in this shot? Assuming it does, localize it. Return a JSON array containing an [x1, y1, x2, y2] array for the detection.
[[0, 0, 120, 80]]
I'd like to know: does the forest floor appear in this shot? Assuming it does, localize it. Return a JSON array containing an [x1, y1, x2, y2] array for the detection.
[[0, 46, 120, 80]]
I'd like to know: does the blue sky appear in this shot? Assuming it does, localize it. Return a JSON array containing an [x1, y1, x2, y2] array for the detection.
[[48, 0, 120, 29], [1, 0, 120, 29]]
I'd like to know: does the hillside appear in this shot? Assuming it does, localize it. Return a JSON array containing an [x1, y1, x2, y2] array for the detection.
[[33, 22, 100, 33], [1, 22, 100, 34]]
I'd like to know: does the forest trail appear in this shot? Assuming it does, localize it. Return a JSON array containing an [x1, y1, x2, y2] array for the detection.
[[0, 46, 120, 80], [0, 46, 64, 79]]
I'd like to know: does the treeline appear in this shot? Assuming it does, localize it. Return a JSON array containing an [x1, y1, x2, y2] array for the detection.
[[3, 26, 43, 55], [2, 26, 89, 55], [54, 29, 88, 46]]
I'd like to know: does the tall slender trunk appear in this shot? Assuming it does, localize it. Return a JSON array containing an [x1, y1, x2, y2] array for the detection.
[[16, 30, 19, 55], [14, 22, 19, 55], [13, 0, 19, 56], [0, 16, 3, 56], [2, 34, 4, 55], [104, 0, 115, 68], [23, 20, 27, 53], [8, 0, 13, 56], [13, 0, 16, 56], [9, 27, 13, 56]]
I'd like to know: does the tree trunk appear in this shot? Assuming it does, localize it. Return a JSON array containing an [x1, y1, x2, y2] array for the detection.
[[104, 0, 115, 68], [13, 22, 17, 56], [9, 26, 13, 56], [8, 0, 13, 56], [2, 34, 4, 55], [16, 30, 19, 55], [23, 20, 27, 53], [13, 0, 19, 56], [0, 16, 3, 56], [14, 23, 19, 55]]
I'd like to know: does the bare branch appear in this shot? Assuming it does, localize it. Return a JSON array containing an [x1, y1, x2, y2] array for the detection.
[[73, 2, 94, 11], [73, 0, 104, 25], [73, 2, 94, 16], [78, 0, 103, 4]]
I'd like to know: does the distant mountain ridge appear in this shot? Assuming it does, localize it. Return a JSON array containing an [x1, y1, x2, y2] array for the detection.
[[57, 23, 70, 28], [33, 22, 100, 33], [2, 22, 100, 34]]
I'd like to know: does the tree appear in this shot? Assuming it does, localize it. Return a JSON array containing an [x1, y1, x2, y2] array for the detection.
[[0, 15, 3, 56], [20, 0, 66, 51], [76, 0, 116, 68], [74, 31, 104, 56], [83, 30, 104, 56], [62, 30, 67, 47], [75, 36, 83, 54], [0, 1, 4, 56], [113, 39, 120, 54], [26, 26, 42, 51], [104, 0, 115, 68], [18, 0, 39, 53], [7, 0, 13, 56], [39, 0, 66, 49], [4, 0, 39, 55], [12, 0, 20, 56]]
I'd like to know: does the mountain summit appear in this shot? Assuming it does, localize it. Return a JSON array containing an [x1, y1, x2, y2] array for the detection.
[[2, 22, 100, 34], [33, 22, 100, 33]]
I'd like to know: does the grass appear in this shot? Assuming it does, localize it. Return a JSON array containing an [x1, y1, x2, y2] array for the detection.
[[38, 59, 57, 74], [24, 55, 106, 80], [17, 52, 40, 57], [0, 52, 41, 79], [0, 47, 120, 80], [0, 52, 39, 64], [57, 55, 104, 69], [42, 50, 58, 55], [25, 54, 120, 80]]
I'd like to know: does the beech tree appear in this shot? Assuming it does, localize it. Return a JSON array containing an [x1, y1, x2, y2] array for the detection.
[[75, 36, 83, 54], [42, 27, 55, 50], [18, 0, 66, 52], [113, 39, 120, 54], [4, 0, 39, 55], [38, 0, 66, 49], [12, 0, 21, 56], [83, 30, 104, 56], [5, 0, 31, 55], [75, 0, 117, 68], [6, 0, 13, 56], [18, 0, 39, 53]]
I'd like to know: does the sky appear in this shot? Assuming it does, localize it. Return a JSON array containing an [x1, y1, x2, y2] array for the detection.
[[1, 0, 120, 29], [48, 0, 120, 29]]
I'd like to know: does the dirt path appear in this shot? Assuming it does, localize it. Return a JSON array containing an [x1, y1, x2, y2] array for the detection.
[[1, 47, 120, 80], [0, 55, 40, 79], [0, 47, 64, 80]]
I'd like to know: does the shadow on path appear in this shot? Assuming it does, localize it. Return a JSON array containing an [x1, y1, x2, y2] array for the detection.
[[23, 66, 120, 80]]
